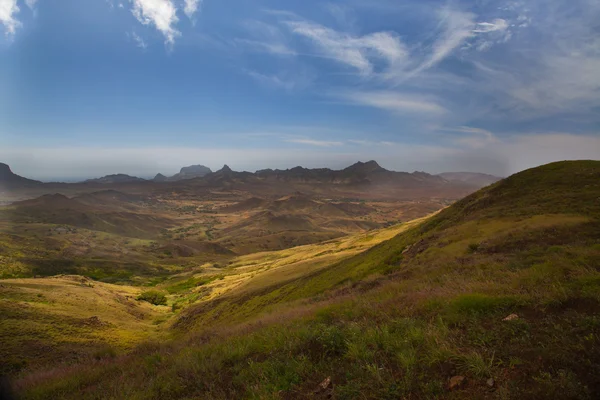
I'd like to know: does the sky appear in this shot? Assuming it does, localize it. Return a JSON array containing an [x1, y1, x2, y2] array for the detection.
[[1, 0, 599, 181]]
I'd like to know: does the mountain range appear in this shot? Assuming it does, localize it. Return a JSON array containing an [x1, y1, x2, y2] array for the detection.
[[0, 160, 502, 189]]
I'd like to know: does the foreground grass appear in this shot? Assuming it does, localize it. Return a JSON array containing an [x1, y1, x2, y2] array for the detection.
[[11, 161, 600, 399]]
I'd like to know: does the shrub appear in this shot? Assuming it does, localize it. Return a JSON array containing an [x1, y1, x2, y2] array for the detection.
[[137, 290, 168, 306], [467, 243, 480, 253], [93, 346, 117, 360]]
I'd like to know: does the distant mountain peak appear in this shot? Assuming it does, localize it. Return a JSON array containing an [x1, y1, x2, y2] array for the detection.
[[219, 164, 233, 173], [179, 165, 212, 175], [344, 160, 385, 174], [153, 173, 167, 182], [158, 164, 212, 182], [0, 162, 41, 185]]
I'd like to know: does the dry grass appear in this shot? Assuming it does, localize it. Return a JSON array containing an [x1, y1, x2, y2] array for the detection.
[[0, 275, 168, 375]]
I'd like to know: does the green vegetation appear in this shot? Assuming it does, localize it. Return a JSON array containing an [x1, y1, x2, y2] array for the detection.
[[137, 290, 168, 306], [5, 161, 600, 399]]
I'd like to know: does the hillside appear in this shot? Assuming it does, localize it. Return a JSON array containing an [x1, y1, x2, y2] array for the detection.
[[0, 276, 167, 375], [2, 193, 174, 239], [14, 160, 600, 399]]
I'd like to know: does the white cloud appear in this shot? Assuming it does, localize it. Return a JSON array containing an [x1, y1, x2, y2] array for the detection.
[[471, 18, 511, 52], [338, 91, 447, 114], [183, 0, 202, 19], [131, 0, 179, 45], [283, 19, 408, 76], [0, 0, 20, 36], [473, 19, 508, 33]]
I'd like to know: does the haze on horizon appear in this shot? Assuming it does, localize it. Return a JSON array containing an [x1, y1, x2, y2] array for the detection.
[[1, 0, 599, 180]]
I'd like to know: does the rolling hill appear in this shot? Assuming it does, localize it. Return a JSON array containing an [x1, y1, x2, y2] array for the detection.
[[13, 160, 600, 399], [83, 174, 146, 184], [2, 192, 174, 239]]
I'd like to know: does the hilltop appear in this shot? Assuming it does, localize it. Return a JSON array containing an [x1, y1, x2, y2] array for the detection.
[[12, 160, 600, 399], [0, 163, 40, 187], [83, 174, 146, 184], [155, 164, 212, 182]]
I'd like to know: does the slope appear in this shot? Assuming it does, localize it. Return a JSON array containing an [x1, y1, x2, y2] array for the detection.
[[0, 276, 167, 376], [15, 161, 600, 400]]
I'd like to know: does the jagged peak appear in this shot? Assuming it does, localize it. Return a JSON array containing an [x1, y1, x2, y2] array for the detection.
[[344, 160, 385, 173]]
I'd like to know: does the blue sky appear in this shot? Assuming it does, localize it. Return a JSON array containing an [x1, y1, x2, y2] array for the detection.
[[1, 0, 599, 180]]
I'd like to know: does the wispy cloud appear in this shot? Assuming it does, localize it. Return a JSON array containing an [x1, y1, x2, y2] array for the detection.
[[442, 126, 498, 149], [285, 138, 344, 147], [348, 139, 397, 146], [25, 0, 38, 10], [235, 20, 296, 56], [244, 70, 311, 91], [283, 19, 408, 76], [468, 0, 600, 117], [131, 0, 179, 45], [473, 19, 508, 33], [184, 0, 202, 20], [337, 90, 447, 114], [0, 0, 20, 36], [413, 9, 475, 74], [128, 31, 148, 49]]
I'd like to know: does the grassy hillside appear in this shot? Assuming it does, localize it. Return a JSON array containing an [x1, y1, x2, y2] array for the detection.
[[13, 161, 600, 399], [0, 276, 168, 376]]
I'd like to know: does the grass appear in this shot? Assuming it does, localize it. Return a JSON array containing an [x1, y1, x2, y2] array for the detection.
[[0, 276, 168, 376], [6, 160, 600, 399]]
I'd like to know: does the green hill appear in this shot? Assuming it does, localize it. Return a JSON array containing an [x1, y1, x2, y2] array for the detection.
[[15, 161, 600, 399]]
